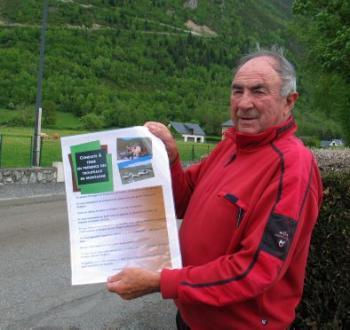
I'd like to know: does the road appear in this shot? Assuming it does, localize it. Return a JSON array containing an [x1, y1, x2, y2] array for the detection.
[[0, 195, 177, 329]]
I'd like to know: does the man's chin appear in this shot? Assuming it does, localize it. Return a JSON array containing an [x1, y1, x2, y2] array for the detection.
[[237, 125, 260, 135]]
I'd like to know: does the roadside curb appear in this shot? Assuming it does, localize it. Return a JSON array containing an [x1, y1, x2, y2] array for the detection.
[[0, 193, 66, 207]]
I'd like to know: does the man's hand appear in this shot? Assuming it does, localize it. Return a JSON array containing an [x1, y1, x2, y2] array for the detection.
[[106, 268, 161, 300], [144, 122, 179, 163]]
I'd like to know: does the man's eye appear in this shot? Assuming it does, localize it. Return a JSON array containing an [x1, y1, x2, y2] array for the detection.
[[254, 89, 265, 94], [232, 90, 242, 95]]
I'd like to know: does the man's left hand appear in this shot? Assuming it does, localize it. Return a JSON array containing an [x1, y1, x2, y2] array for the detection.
[[106, 268, 161, 300]]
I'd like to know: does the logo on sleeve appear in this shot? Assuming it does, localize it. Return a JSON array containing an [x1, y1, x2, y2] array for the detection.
[[277, 231, 289, 248], [260, 214, 297, 260]]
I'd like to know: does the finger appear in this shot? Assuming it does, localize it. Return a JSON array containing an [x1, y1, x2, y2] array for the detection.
[[145, 122, 164, 134], [106, 279, 122, 293], [122, 293, 136, 300], [107, 271, 123, 283], [144, 121, 157, 127], [144, 121, 160, 130]]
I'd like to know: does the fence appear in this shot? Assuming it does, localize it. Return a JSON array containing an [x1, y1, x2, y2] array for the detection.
[[0, 134, 62, 168], [0, 133, 216, 168], [0, 134, 33, 168], [178, 142, 216, 162]]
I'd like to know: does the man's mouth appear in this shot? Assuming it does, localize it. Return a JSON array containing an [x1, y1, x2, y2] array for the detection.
[[240, 117, 256, 120]]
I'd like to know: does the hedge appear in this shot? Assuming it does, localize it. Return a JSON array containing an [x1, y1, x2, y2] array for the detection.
[[292, 171, 350, 329]]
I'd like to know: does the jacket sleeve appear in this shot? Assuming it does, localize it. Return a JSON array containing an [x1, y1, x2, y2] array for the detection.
[[170, 155, 204, 219], [161, 153, 323, 306]]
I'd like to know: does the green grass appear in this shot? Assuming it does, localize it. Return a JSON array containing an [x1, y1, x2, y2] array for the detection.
[[0, 109, 83, 130], [54, 111, 83, 130], [0, 126, 217, 168], [0, 125, 86, 168], [0, 134, 32, 168], [0, 126, 86, 137], [40, 139, 63, 167], [0, 108, 16, 124], [176, 140, 216, 161]]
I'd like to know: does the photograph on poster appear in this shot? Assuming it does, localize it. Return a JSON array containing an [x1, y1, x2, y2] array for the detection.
[[116, 137, 152, 160], [116, 137, 154, 185]]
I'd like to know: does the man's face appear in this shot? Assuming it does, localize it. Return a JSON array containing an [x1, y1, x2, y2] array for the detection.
[[230, 56, 297, 134]]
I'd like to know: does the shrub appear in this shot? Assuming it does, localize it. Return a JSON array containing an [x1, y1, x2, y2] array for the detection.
[[42, 100, 57, 127], [299, 135, 320, 148], [7, 108, 34, 127], [205, 135, 222, 143], [81, 113, 105, 130], [292, 171, 350, 329]]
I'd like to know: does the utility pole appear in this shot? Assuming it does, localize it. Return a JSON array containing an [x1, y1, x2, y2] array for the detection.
[[32, 0, 48, 167]]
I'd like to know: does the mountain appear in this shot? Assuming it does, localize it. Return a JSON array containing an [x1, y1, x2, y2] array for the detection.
[[0, 0, 316, 136]]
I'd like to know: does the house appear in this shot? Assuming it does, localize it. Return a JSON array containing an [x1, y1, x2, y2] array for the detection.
[[320, 139, 344, 148], [221, 119, 234, 137], [168, 121, 206, 143]]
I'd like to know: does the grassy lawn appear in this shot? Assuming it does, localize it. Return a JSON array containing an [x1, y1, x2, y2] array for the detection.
[[0, 135, 33, 168], [176, 140, 216, 161], [0, 109, 83, 131], [0, 126, 217, 168]]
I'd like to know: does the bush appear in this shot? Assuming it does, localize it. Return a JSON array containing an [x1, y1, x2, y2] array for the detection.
[[205, 135, 222, 143], [81, 113, 105, 130], [7, 108, 34, 127], [299, 135, 320, 148], [292, 171, 350, 329], [42, 100, 57, 127]]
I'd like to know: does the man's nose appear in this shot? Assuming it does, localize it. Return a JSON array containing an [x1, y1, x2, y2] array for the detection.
[[237, 92, 254, 110]]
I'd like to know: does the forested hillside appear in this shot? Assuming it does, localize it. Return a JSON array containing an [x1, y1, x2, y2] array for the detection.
[[0, 0, 345, 141]]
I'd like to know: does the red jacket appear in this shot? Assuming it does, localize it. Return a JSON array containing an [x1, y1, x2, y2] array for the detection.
[[160, 117, 323, 329]]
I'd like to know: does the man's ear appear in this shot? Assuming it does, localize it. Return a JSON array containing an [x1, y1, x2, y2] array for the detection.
[[286, 92, 299, 109], [284, 92, 299, 116]]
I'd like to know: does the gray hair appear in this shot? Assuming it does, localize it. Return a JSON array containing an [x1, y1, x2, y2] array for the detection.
[[234, 50, 297, 97]]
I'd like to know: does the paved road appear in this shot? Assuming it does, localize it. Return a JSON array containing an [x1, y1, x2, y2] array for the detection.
[[0, 193, 177, 329]]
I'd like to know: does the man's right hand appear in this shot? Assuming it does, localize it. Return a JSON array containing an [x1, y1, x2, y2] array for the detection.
[[144, 121, 178, 164]]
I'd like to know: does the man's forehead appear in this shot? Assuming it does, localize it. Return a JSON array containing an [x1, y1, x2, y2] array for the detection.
[[233, 57, 280, 84]]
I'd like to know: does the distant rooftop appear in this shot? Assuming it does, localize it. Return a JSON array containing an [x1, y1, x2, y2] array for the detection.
[[320, 139, 344, 148], [222, 119, 234, 127], [169, 121, 206, 136]]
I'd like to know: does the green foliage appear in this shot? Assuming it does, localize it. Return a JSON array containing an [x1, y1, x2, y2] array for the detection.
[[293, 0, 350, 76], [0, 134, 33, 168], [292, 171, 350, 329], [0, 126, 216, 167], [205, 135, 223, 143], [294, 109, 343, 141], [81, 113, 105, 130], [0, 0, 295, 137], [0, 0, 346, 142], [42, 100, 57, 127], [54, 111, 82, 130], [40, 138, 62, 167], [298, 135, 320, 148], [292, 0, 350, 144], [5, 106, 35, 127]]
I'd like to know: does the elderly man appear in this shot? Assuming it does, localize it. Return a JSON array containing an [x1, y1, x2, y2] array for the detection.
[[107, 50, 323, 329]]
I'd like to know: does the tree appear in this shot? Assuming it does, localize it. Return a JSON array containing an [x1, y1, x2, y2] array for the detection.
[[42, 100, 57, 127], [293, 0, 350, 77], [293, 0, 350, 144]]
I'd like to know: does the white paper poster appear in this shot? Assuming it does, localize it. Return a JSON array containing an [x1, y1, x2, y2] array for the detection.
[[61, 126, 182, 285]]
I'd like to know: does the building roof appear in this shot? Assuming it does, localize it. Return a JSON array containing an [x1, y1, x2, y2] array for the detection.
[[221, 119, 234, 127], [169, 121, 206, 136], [320, 139, 344, 148]]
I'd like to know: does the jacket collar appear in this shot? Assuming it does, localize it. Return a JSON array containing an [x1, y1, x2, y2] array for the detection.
[[224, 116, 297, 150]]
